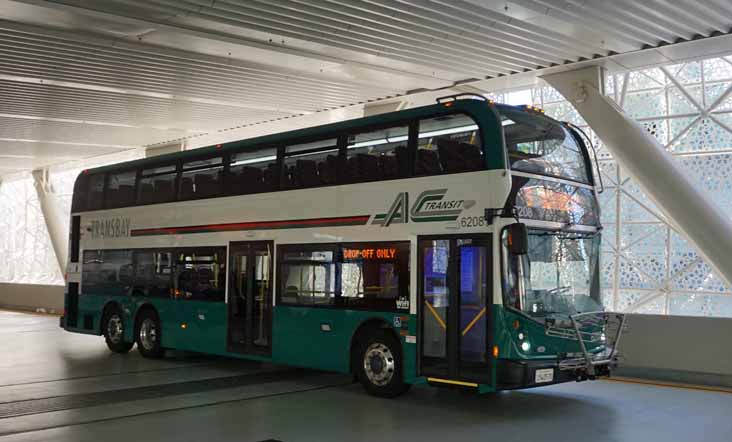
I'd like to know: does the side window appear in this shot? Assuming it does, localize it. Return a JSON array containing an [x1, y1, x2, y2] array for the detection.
[[106, 170, 136, 208], [132, 250, 173, 297], [175, 248, 226, 301], [339, 243, 409, 311], [227, 147, 279, 195], [81, 249, 133, 296], [138, 164, 177, 205], [277, 243, 409, 311], [417, 114, 482, 176], [180, 156, 223, 200], [87, 174, 105, 210], [345, 125, 409, 183], [282, 138, 339, 189], [279, 249, 336, 305]]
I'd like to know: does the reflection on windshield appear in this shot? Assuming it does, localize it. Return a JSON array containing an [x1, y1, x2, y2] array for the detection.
[[513, 177, 599, 226], [499, 106, 590, 184], [502, 230, 603, 320]]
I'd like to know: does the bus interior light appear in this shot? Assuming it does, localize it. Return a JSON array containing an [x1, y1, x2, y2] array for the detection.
[[230, 155, 278, 167], [419, 124, 478, 139]]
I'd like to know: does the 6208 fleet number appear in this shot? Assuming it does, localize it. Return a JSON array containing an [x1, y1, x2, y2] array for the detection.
[[459, 216, 486, 228]]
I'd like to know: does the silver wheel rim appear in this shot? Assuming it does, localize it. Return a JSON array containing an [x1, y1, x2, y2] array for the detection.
[[106, 314, 124, 344], [139, 318, 158, 351], [363, 342, 395, 386]]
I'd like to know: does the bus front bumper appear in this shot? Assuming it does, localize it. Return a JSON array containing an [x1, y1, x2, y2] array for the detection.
[[496, 358, 613, 390]]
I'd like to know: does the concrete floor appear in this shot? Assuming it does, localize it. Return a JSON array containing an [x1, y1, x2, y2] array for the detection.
[[1, 310, 730, 442]]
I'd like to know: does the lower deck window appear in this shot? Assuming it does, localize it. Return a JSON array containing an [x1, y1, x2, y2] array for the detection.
[[176, 248, 226, 301], [278, 242, 409, 311], [81, 250, 133, 296], [81, 247, 226, 302]]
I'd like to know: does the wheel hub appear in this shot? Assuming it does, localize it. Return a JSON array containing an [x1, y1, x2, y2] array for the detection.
[[363, 343, 395, 386], [106, 314, 123, 344], [139, 318, 158, 351]]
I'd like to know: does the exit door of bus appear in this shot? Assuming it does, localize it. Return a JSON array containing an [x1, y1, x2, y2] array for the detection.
[[227, 241, 273, 355], [418, 235, 493, 384]]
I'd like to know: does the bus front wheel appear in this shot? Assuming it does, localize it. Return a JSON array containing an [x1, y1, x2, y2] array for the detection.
[[135, 309, 163, 358], [102, 306, 133, 354], [355, 329, 410, 398]]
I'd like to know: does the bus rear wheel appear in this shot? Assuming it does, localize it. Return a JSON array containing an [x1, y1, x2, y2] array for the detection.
[[103, 306, 133, 353], [355, 329, 410, 398], [135, 309, 163, 358]]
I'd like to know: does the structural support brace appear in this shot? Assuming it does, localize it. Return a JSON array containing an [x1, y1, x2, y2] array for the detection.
[[543, 66, 732, 288], [32, 169, 67, 275]]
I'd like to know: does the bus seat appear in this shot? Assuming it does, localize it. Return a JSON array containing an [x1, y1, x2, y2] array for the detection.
[[194, 173, 219, 197], [415, 149, 442, 175], [239, 166, 263, 193], [358, 154, 379, 181], [154, 179, 174, 201], [295, 159, 319, 188], [346, 156, 360, 183], [117, 185, 135, 204], [462, 143, 482, 171], [179, 177, 194, 198], [138, 182, 154, 203], [437, 139, 483, 173], [394, 145, 409, 177], [436, 138, 461, 172], [379, 154, 399, 179], [263, 163, 279, 190], [318, 155, 340, 184]]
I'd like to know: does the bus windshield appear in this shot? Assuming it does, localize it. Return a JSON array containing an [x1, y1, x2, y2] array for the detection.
[[502, 229, 603, 322], [499, 106, 590, 184]]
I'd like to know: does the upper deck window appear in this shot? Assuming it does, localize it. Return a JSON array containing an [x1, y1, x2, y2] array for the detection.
[[138, 164, 177, 205], [106, 170, 136, 208], [500, 107, 590, 184], [227, 147, 279, 194], [346, 125, 410, 182], [282, 138, 339, 189], [416, 114, 483, 175], [180, 156, 223, 200]]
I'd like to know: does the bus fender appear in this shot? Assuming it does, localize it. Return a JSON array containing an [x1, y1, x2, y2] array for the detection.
[[349, 318, 400, 374]]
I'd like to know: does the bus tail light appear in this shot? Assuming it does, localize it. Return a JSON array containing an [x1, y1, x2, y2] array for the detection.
[[493, 345, 499, 358]]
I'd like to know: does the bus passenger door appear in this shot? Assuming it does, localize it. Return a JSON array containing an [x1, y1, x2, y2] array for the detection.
[[418, 235, 492, 384], [227, 241, 273, 356]]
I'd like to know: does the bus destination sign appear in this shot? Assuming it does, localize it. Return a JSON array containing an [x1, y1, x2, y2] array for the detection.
[[343, 248, 398, 260]]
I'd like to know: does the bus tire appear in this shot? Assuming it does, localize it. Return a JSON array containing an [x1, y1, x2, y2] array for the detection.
[[135, 308, 163, 358], [102, 306, 133, 354], [355, 329, 410, 398]]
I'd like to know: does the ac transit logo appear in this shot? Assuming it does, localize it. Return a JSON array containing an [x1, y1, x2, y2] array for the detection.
[[372, 189, 475, 227]]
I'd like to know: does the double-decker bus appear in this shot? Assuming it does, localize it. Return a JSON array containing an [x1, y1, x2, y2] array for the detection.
[[60, 95, 624, 397]]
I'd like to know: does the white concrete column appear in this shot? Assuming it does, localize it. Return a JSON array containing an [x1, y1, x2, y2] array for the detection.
[[542, 66, 732, 287], [31, 169, 68, 274]]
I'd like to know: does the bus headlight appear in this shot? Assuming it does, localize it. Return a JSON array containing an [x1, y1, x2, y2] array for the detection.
[[518, 332, 525, 340], [521, 341, 531, 352], [600, 333, 606, 342]]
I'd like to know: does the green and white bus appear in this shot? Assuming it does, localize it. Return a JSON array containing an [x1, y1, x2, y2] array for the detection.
[[61, 95, 624, 397]]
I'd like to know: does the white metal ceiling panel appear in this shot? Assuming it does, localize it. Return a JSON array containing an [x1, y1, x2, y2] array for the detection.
[[0, 0, 730, 175]]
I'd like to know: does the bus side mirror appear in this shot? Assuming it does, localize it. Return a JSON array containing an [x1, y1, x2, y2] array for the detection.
[[507, 223, 528, 255]]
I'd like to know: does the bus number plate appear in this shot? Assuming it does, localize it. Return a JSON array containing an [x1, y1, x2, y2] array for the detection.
[[535, 368, 554, 384]]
